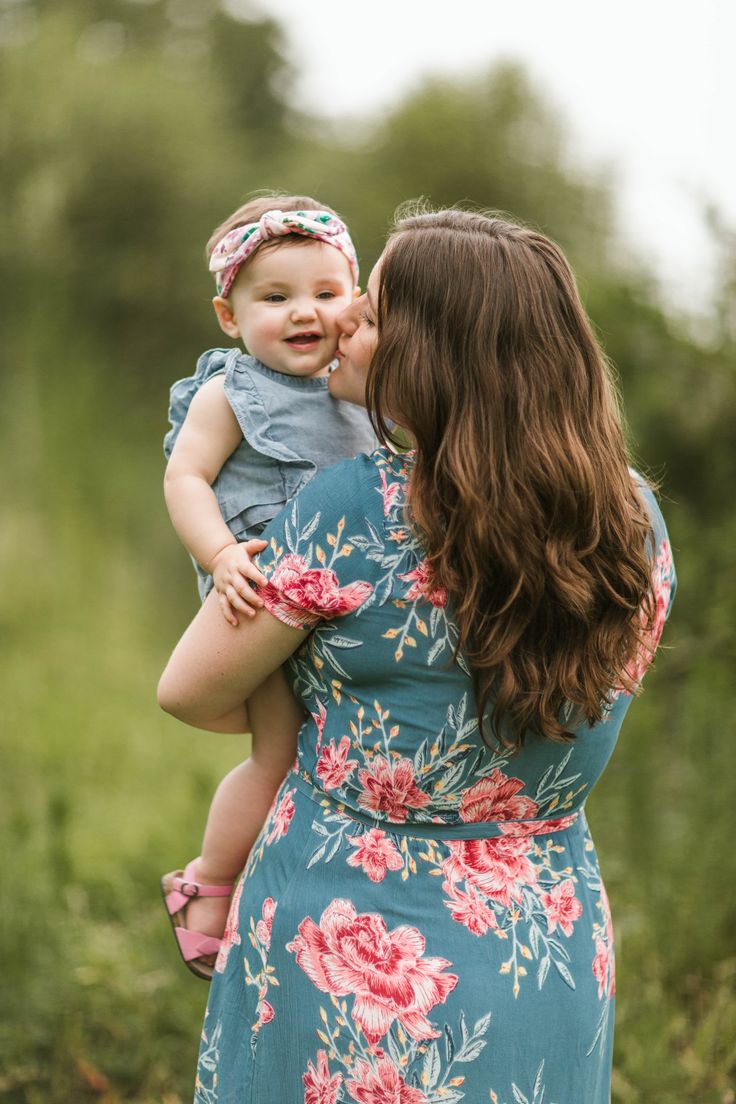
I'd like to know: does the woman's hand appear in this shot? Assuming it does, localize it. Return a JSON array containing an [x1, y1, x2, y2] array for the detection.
[[210, 539, 268, 626]]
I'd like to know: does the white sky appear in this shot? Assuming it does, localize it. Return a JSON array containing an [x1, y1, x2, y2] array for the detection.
[[249, 0, 735, 316]]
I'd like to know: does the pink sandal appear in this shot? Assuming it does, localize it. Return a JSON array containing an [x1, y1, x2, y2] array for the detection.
[[160, 859, 233, 981]]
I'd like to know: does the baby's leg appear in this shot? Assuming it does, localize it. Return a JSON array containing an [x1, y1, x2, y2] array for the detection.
[[183, 668, 303, 943]]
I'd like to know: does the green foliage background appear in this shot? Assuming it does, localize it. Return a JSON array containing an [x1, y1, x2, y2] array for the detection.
[[1, 2, 734, 1100]]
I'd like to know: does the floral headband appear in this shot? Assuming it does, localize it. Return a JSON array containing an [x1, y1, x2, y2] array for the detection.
[[208, 209, 359, 298]]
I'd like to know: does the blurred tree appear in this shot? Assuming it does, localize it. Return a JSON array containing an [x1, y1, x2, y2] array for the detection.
[[705, 204, 736, 345], [2, 10, 736, 1098], [283, 63, 615, 275], [0, 0, 294, 396], [587, 277, 736, 525], [263, 60, 736, 539], [2, 7, 732, 531]]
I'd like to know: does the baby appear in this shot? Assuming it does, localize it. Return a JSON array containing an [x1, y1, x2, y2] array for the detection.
[[160, 193, 376, 977]]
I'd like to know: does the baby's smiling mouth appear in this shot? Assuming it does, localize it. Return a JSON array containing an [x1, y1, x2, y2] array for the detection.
[[285, 332, 322, 346]]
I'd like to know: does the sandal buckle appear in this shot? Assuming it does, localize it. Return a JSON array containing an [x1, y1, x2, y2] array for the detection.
[[179, 880, 199, 897]]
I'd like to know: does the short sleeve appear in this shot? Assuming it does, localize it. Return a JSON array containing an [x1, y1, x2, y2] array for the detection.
[[616, 476, 676, 695], [163, 348, 232, 459], [256, 452, 384, 631], [638, 478, 677, 627]]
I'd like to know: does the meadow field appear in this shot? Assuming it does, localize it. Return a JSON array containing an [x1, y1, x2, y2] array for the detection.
[[2, 5, 735, 1100], [1, 351, 734, 1104]]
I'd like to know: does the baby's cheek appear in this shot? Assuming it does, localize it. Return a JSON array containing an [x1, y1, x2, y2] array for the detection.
[[327, 297, 354, 329], [322, 311, 347, 347]]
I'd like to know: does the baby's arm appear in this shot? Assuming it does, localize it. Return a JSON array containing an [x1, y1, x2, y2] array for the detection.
[[183, 667, 304, 942], [164, 376, 265, 624]]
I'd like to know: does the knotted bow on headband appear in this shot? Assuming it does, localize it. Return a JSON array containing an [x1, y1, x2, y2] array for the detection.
[[209, 209, 359, 298]]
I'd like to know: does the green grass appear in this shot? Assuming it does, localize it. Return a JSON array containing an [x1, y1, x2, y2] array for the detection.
[[1, 366, 243, 1102], [1, 366, 734, 1102]]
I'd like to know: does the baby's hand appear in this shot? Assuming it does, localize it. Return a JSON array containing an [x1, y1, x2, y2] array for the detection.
[[211, 539, 268, 626]]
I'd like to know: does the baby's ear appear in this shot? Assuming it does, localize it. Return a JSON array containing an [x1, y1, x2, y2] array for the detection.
[[212, 296, 240, 339], [352, 286, 361, 300]]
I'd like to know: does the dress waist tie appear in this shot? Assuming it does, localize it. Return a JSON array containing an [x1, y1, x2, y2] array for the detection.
[[289, 771, 583, 841]]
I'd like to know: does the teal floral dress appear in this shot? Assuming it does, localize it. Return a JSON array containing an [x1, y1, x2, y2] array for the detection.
[[195, 448, 676, 1104]]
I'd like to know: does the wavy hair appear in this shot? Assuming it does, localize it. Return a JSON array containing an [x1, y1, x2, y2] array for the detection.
[[367, 208, 655, 749]]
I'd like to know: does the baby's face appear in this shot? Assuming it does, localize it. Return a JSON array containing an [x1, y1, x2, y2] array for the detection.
[[222, 240, 355, 378]]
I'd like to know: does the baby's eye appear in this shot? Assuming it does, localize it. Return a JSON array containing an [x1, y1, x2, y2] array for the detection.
[[316, 290, 336, 300], [264, 293, 287, 303]]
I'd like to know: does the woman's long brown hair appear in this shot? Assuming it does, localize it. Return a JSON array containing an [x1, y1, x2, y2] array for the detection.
[[367, 208, 655, 749]]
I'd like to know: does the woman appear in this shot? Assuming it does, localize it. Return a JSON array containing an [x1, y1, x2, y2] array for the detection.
[[159, 209, 675, 1102]]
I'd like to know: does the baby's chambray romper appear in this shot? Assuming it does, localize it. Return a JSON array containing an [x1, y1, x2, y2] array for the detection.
[[165, 348, 378, 600]]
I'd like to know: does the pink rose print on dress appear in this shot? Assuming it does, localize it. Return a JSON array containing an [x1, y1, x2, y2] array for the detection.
[[499, 813, 578, 837], [399, 559, 447, 608], [440, 771, 547, 935], [316, 736, 359, 790], [442, 879, 498, 936], [346, 1056, 429, 1104], [616, 539, 674, 695], [357, 756, 431, 822], [443, 835, 538, 909], [540, 879, 583, 936], [377, 468, 402, 517], [592, 883, 616, 998], [266, 788, 296, 843], [592, 937, 612, 999], [459, 770, 539, 824], [650, 542, 674, 634], [311, 699, 327, 754], [347, 829, 403, 883], [239, 896, 279, 1033], [303, 1049, 343, 1104], [261, 553, 374, 629], [631, 540, 674, 679], [241, 897, 280, 1033], [214, 875, 244, 974], [286, 898, 458, 1044], [255, 896, 277, 948]]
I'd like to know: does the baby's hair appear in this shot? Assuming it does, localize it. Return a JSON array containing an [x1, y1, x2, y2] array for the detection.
[[206, 192, 340, 261]]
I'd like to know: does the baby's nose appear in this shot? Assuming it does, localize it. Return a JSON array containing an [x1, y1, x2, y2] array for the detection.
[[290, 298, 317, 320]]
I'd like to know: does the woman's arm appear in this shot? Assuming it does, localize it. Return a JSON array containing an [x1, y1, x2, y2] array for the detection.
[[157, 589, 306, 732]]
